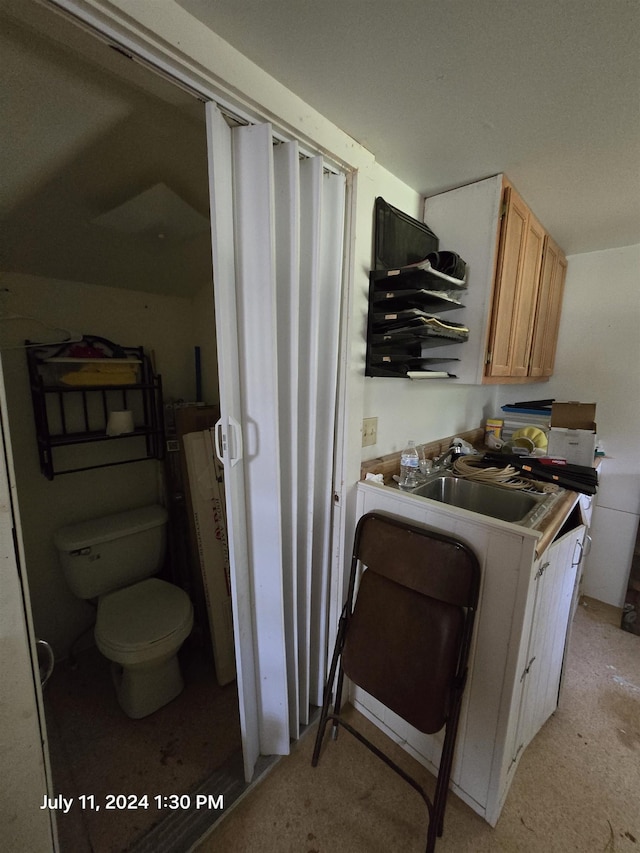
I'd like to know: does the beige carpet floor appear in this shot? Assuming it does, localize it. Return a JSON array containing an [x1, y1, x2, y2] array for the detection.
[[195, 597, 640, 853]]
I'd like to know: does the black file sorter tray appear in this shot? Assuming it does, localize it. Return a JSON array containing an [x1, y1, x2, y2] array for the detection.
[[372, 287, 464, 313], [370, 352, 460, 366], [367, 363, 458, 379], [372, 314, 470, 342], [366, 269, 469, 378], [370, 261, 468, 293]]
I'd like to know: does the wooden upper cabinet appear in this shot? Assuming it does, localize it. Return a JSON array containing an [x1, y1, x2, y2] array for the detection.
[[486, 183, 545, 378], [422, 174, 567, 385], [529, 235, 567, 377]]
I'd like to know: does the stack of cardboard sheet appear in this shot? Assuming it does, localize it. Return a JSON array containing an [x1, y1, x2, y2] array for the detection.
[[183, 427, 236, 686]]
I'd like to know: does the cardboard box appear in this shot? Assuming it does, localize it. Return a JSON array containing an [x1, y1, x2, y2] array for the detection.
[[174, 403, 220, 437], [547, 402, 597, 466]]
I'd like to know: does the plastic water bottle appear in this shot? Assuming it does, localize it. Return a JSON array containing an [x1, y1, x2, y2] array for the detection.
[[399, 440, 420, 490]]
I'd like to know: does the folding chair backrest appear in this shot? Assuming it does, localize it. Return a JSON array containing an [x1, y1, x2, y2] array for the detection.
[[354, 513, 478, 607], [341, 512, 480, 735]]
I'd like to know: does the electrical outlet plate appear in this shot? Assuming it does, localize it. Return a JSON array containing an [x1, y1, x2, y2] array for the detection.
[[362, 417, 378, 447]]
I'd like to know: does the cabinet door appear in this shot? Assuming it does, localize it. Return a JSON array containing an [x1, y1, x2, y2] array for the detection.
[[512, 519, 585, 757], [486, 185, 545, 377], [529, 236, 567, 377], [513, 557, 550, 756], [531, 534, 577, 730], [509, 208, 545, 376]]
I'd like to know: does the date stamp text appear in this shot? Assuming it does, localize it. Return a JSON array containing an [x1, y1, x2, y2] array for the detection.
[[40, 794, 224, 813]]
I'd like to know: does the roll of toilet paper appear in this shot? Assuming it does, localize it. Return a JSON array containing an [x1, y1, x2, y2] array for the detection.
[[106, 410, 134, 436]]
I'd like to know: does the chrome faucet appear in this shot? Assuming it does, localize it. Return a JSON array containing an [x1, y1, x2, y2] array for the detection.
[[431, 446, 463, 472]]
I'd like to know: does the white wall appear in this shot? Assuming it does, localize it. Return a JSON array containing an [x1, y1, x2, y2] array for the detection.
[[498, 243, 640, 606], [0, 273, 208, 657], [191, 281, 220, 405]]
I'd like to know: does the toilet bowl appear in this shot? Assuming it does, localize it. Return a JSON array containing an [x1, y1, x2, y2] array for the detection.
[[95, 578, 193, 718], [55, 505, 194, 718]]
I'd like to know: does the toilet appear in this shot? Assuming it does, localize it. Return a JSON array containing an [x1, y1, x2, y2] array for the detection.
[[54, 505, 193, 719]]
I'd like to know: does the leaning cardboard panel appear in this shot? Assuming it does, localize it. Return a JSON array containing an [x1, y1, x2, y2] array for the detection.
[[183, 429, 235, 686]]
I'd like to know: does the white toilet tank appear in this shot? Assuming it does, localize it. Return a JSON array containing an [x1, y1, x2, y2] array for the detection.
[[54, 505, 168, 600]]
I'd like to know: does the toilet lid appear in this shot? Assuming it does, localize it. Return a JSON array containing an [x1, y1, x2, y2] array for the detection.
[[96, 578, 192, 652]]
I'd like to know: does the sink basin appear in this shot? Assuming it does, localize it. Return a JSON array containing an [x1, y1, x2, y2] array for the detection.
[[411, 474, 552, 526]]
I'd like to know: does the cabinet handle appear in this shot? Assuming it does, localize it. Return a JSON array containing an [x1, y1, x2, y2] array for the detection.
[[572, 538, 584, 568], [584, 534, 592, 557], [510, 742, 524, 768], [520, 656, 537, 682], [535, 562, 549, 580]]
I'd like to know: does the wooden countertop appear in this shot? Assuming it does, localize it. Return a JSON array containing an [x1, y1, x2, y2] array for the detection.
[[533, 488, 580, 558]]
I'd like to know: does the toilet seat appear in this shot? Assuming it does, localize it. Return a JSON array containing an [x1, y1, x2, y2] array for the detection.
[[95, 578, 193, 665]]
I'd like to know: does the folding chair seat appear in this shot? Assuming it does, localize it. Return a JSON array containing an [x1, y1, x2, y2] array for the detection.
[[312, 511, 481, 853]]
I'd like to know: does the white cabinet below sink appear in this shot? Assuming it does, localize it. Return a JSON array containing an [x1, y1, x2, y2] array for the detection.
[[353, 481, 586, 826]]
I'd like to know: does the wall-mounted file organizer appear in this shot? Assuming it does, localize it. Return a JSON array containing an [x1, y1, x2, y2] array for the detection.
[[365, 255, 470, 379]]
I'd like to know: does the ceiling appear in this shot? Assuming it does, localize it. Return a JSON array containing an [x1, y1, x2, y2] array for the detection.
[[0, 0, 638, 305], [0, 0, 211, 298], [178, 0, 640, 256]]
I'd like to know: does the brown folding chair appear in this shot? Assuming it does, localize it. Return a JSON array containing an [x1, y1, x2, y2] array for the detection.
[[312, 511, 481, 853]]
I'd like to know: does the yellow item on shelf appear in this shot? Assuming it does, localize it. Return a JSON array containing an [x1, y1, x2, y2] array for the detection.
[[512, 426, 548, 450], [61, 363, 138, 386]]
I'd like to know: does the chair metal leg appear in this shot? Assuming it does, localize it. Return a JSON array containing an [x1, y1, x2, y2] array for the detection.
[[426, 732, 454, 853], [311, 670, 336, 766], [331, 665, 346, 739], [430, 691, 465, 847], [312, 611, 348, 766], [311, 694, 331, 767]]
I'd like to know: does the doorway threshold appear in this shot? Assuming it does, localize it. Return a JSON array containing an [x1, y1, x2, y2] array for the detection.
[[126, 749, 276, 853], [128, 708, 320, 852]]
